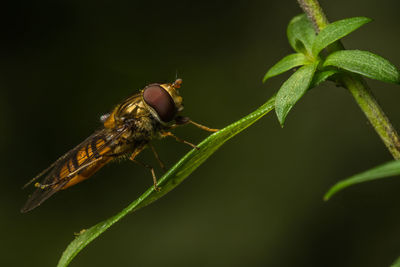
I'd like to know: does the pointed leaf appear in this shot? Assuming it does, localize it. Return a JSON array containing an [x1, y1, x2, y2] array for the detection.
[[287, 14, 316, 55], [263, 53, 308, 83], [391, 256, 400, 267], [312, 17, 371, 56], [323, 50, 400, 84], [324, 159, 400, 200], [275, 62, 318, 125], [310, 69, 338, 88], [57, 96, 277, 267]]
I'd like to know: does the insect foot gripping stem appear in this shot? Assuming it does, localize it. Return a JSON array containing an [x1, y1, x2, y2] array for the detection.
[[129, 147, 161, 191]]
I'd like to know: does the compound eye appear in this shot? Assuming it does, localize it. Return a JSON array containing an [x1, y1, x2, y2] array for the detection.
[[143, 85, 176, 122]]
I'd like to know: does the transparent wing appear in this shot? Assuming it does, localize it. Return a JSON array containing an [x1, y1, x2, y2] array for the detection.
[[21, 127, 128, 213]]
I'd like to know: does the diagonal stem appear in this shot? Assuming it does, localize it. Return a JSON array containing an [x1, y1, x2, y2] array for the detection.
[[297, 0, 400, 159]]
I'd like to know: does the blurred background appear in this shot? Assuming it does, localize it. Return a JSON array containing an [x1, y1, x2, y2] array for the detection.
[[2, 0, 400, 266]]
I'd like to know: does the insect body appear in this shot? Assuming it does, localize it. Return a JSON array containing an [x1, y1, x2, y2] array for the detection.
[[21, 79, 217, 213]]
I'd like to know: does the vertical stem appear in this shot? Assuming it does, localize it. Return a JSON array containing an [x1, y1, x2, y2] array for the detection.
[[297, 0, 328, 33], [297, 0, 400, 159], [343, 75, 400, 158]]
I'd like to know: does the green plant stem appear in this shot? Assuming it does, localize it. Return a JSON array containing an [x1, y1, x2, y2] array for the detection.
[[297, 0, 400, 159], [297, 0, 328, 33]]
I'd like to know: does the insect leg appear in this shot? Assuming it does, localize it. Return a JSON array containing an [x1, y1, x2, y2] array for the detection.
[[22, 152, 71, 189], [149, 143, 166, 171], [173, 116, 219, 132], [188, 119, 219, 132], [22, 163, 56, 189], [161, 131, 199, 150], [131, 160, 160, 191], [34, 181, 59, 189], [129, 146, 161, 191], [33, 157, 106, 189]]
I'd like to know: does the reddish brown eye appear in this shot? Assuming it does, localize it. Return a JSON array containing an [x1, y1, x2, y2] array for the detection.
[[143, 85, 176, 122]]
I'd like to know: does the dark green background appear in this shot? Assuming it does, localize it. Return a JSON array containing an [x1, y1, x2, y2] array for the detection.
[[2, 0, 400, 266]]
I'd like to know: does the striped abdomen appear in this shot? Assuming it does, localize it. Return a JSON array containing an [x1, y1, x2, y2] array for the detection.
[[57, 136, 113, 189]]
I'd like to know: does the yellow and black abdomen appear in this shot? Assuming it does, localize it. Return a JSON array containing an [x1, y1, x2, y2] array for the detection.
[[21, 130, 126, 212], [57, 135, 113, 189]]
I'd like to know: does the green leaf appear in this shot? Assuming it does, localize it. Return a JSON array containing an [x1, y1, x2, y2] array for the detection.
[[57, 95, 276, 267], [324, 159, 400, 201], [391, 256, 400, 267], [312, 17, 371, 56], [263, 53, 308, 83], [323, 50, 400, 84], [287, 14, 316, 55], [310, 69, 338, 88], [275, 62, 318, 125]]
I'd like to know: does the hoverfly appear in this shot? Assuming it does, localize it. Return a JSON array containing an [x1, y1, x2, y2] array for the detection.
[[21, 79, 217, 213]]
